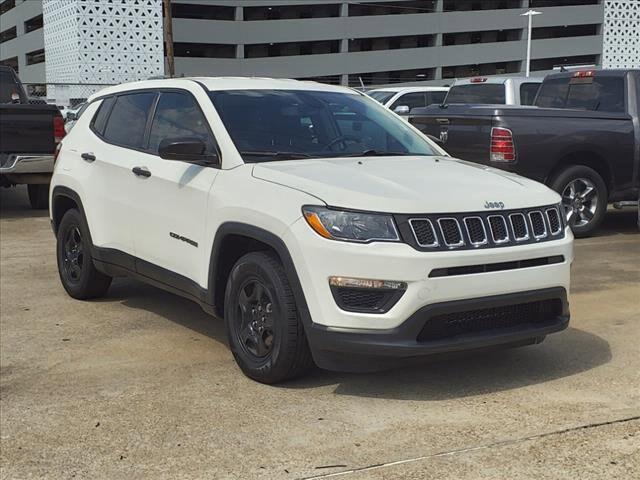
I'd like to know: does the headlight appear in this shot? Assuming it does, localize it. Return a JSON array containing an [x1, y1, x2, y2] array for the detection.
[[302, 206, 400, 243]]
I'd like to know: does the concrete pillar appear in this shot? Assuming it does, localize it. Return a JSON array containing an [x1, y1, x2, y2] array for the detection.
[[340, 2, 349, 85], [235, 6, 244, 59]]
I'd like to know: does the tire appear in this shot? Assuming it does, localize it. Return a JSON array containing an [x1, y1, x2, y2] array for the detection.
[[224, 251, 314, 384], [28, 184, 49, 210], [549, 165, 608, 238], [56, 208, 112, 299]]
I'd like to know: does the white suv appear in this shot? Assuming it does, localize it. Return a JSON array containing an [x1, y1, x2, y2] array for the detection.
[[50, 78, 573, 383]]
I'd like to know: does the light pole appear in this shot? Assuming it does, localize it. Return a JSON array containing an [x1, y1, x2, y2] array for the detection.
[[521, 10, 542, 77]]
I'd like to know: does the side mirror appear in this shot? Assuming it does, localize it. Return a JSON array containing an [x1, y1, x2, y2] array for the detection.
[[394, 105, 410, 115], [66, 112, 77, 121], [11, 92, 21, 104], [158, 137, 218, 164]]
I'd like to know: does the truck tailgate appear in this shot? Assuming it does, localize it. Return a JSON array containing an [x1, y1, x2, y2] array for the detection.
[[0, 104, 59, 157]]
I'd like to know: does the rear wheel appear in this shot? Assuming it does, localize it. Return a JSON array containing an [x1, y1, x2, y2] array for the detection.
[[56, 209, 112, 299], [28, 184, 49, 209], [224, 251, 313, 384], [550, 165, 607, 238]]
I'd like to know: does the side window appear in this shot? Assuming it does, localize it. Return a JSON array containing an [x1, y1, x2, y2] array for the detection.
[[390, 92, 426, 111], [103, 92, 156, 148], [91, 96, 115, 135], [148, 91, 215, 154], [427, 91, 447, 105], [520, 83, 541, 106]]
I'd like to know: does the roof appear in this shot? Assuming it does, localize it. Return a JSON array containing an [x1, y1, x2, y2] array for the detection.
[[367, 86, 449, 93], [452, 76, 544, 86], [89, 76, 355, 101]]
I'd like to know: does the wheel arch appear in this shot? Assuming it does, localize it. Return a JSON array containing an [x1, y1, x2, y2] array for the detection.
[[208, 223, 312, 327], [546, 151, 612, 199], [51, 186, 86, 235]]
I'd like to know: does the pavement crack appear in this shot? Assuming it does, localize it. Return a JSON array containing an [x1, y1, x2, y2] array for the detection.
[[299, 415, 640, 479]]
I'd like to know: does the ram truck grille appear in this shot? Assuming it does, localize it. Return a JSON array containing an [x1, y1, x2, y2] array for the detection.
[[397, 205, 565, 251]]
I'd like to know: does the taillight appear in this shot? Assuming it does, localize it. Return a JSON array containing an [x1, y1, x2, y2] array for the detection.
[[470, 77, 488, 83], [53, 116, 65, 143], [490, 127, 515, 162]]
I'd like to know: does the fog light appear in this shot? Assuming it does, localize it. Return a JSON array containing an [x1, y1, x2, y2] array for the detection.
[[329, 276, 407, 290]]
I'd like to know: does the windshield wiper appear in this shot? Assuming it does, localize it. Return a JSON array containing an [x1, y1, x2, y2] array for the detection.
[[343, 150, 414, 157], [239, 151, 312, 160]]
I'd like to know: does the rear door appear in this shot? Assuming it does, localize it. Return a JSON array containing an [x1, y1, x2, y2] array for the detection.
[[128, 89, 220, 287], [83, 92, 156, 260]]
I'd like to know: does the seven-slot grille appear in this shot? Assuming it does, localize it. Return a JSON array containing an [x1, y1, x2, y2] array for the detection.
[[400, 205, 564, 251]]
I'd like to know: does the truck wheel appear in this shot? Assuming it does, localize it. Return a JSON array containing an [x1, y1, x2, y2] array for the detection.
[[550, 166, 607, 238], [28, 184, 49, 209], [224, 251, 314, 384], [56, 209, 112, 299]]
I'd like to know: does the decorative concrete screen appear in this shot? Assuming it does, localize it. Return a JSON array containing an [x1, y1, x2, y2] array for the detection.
[[603, 0, 640, 68], [43, 0, 164, 104]]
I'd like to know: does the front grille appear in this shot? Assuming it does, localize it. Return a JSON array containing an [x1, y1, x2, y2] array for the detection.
[[546, 208, 561, 234], [417, 298, 563, 342], [438, 218, 463, 247], [399, 205, 564, 251], [410, 219, 437, 247], [464, 217, 487, 245], [509, 213, 529, 241], [529, 211, 546, 238], [488, 215, 509, 243]]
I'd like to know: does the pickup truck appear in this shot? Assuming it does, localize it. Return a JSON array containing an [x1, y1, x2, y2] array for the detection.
[[0, 66, 65, 209], [409, 69, 640, 236]]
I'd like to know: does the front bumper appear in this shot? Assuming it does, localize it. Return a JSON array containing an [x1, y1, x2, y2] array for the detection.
[[306, 287, 569, 372]]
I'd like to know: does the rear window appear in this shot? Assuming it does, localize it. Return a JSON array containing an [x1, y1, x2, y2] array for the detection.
[[390, 92, 427, 111], [103, 92, 156, 148], [0, 68, 20, 103], [368, 91, 396, 104], [520, 82, 541, 106], [427, 91, 447, 105], [91, 97, 115, 135], [535, 76, 625, 112], [445, 84, 506, 104]]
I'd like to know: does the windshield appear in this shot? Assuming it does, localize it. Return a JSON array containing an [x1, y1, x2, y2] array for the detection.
[[445, 84, 506, 104], [208, 89, 439, 162], [367, 90, 396, 104]]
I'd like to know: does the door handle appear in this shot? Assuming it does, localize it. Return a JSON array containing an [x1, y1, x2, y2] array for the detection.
[[436, 118, 450, 125], [81, 152, 96, 162], [132, 166, 151, 178]]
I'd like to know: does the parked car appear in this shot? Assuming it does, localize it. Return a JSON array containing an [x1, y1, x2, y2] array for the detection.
[[443, 76, 544, 106], [0, 66, 65, 209], [50, 77, 572, 383], [368, 86, 449, 116], [409, 69, 640, 237], [65, 102, 89, 132], [65, 102, 87, 122]]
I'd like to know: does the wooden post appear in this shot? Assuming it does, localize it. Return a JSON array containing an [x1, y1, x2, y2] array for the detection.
[[163, 0, 175, 78]]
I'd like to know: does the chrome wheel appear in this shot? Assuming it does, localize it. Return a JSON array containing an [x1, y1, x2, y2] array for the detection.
[[235, 279, 275, 359], [62, 226, 84, 284], [562, 178, 598, 228]]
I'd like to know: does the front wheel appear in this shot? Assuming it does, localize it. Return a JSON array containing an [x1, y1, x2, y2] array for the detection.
[[550, 165, 608, 238], [224, 252, 313, 384]]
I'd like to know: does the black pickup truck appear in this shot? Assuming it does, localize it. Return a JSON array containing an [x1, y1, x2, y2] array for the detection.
[[409, 69, 640, 237], [0, 66, 65, 209]]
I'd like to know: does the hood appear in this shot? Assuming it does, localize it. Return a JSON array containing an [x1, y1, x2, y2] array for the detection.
[[252, 156, 560, 214]]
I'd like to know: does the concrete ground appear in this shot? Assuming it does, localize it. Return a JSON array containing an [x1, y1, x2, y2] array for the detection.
[[1, 185, 638, 480]]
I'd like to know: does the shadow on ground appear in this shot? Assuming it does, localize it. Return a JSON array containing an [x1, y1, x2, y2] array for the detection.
[[100, 278, 611, 401], [0, 186, 48, 220]]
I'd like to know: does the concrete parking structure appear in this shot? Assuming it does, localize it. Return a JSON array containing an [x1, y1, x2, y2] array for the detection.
[[1, 185, 638, 479]]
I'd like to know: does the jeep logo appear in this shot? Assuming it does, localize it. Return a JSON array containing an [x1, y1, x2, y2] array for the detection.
[[484, 201, 505, 209]]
